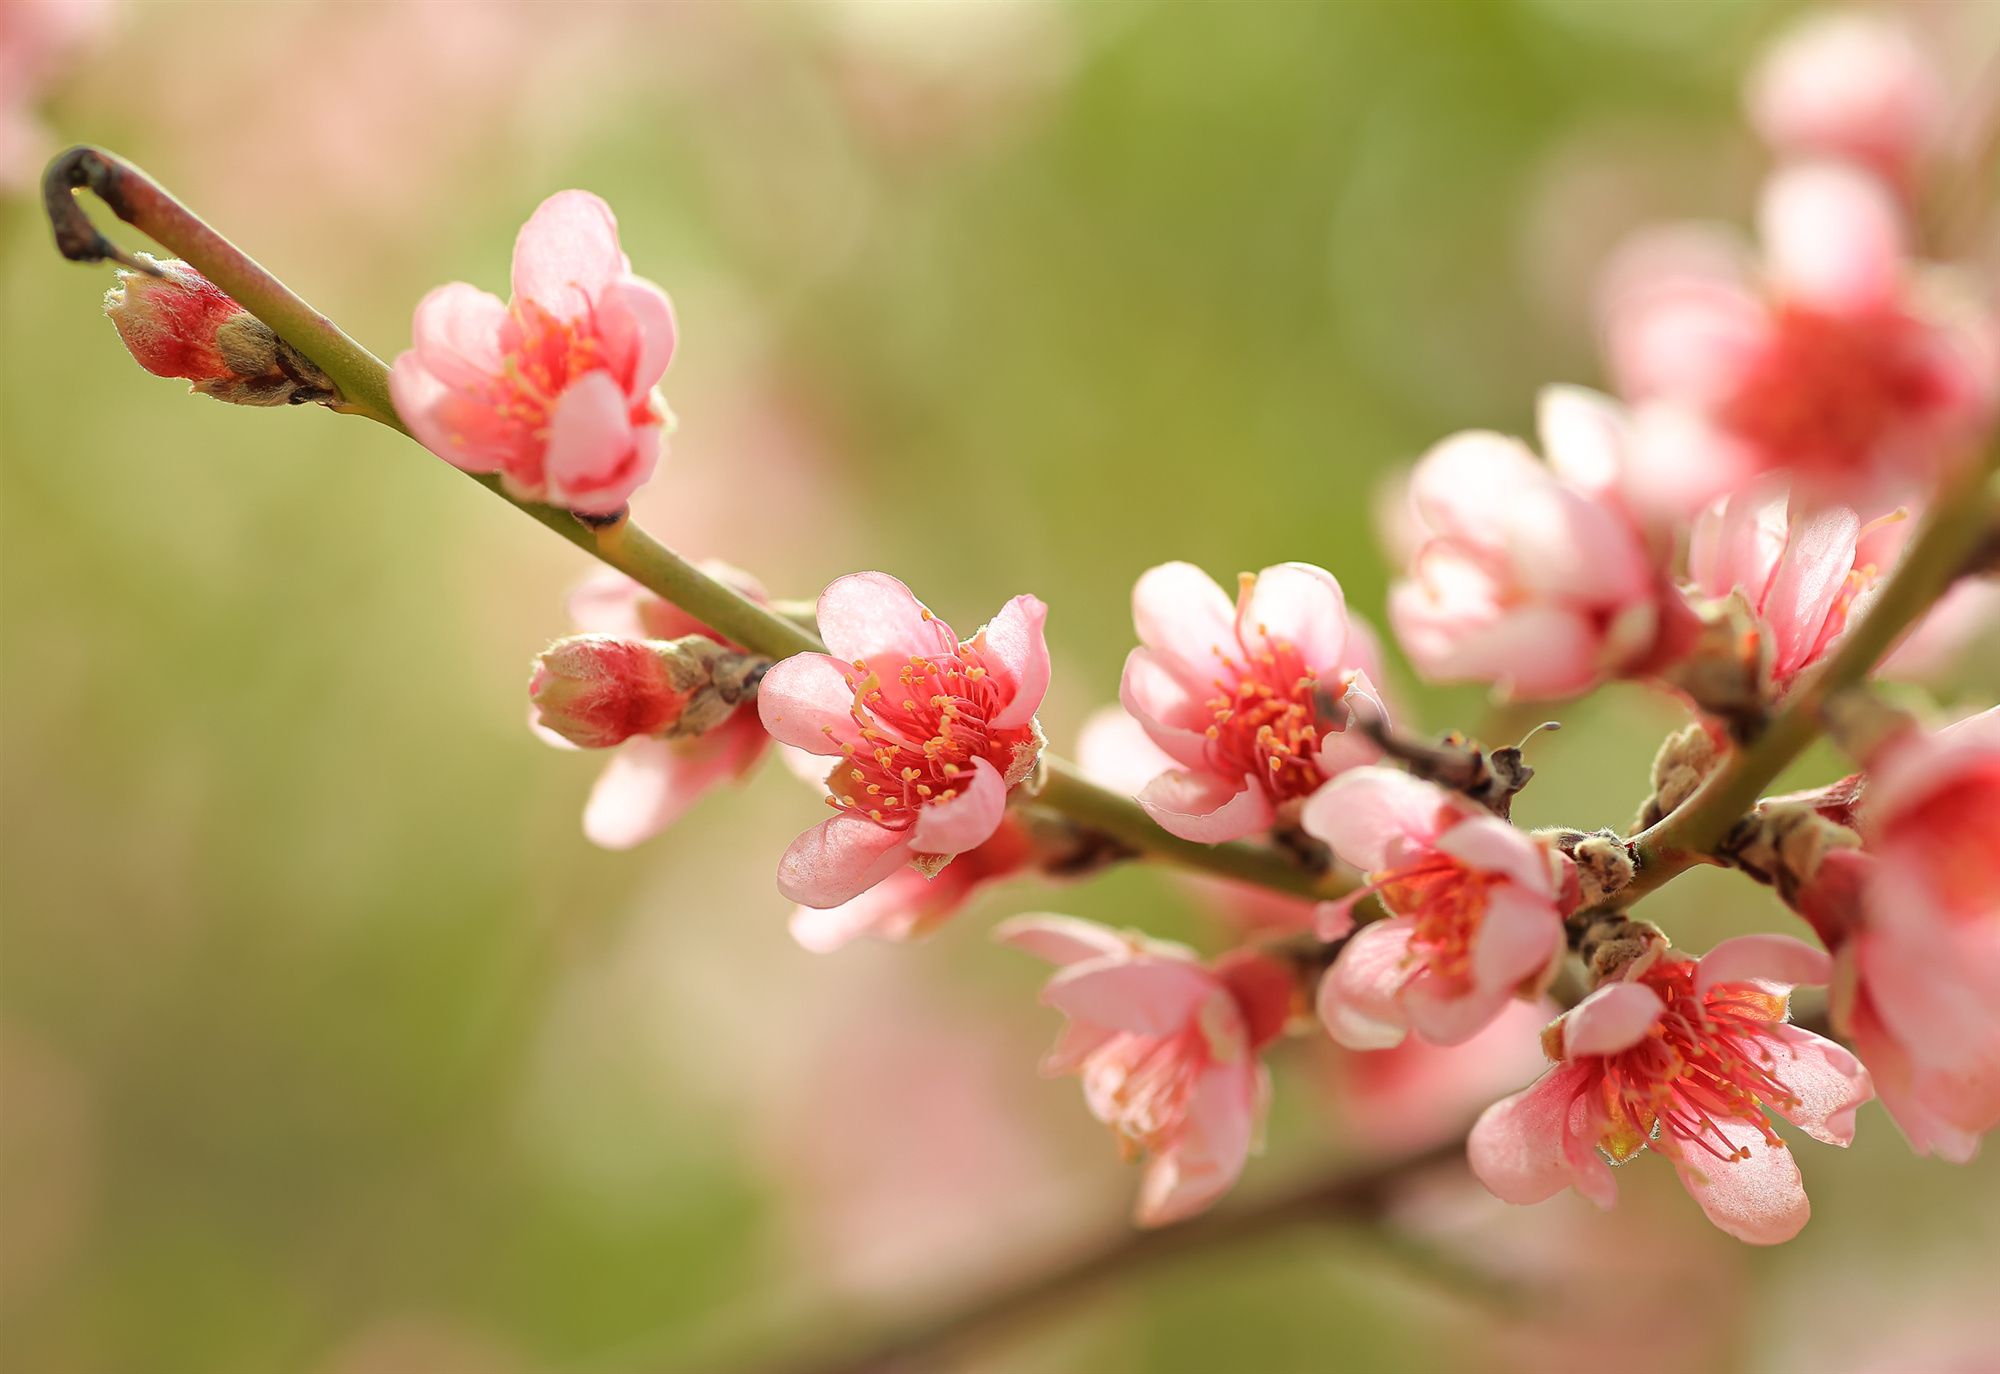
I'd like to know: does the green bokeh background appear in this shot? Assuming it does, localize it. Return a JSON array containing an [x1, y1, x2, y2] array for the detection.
[[4, 2, 1996, 1372]]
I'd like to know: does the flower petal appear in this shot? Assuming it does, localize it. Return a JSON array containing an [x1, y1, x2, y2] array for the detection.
[[756, 653, 863, 754], [582, 729, 758, 850], [1134, 1060, 1258, 1226], [1759, 162, 1906, 316], [1239, 562, 1349, 670], [1136, 769, 1273, 843], [908, 755, 1006, 856], [1669, 1115, 1810, 1244], [777, 814, 915, 909], [595, 276, 677, 398], [1300, 767, 1454, 873], [983, 594, 1051, 729], [408, 282, 507, 387], [1468, 1061, 1604, 1206], [544, 370, 652, 514], [1562, 981, 1667, 1057], [994, 913, 1132, 968], [1045, 955, 1217, 1037], [1316, 920, 1417, 1050], [1436, 816, 1558, 895], [512, 189, 629, 317], [1765, 1023, 1873, 1146], [1469, 884, 1564, 992], [1132, 562, 1237, 684], [816, 571, 954, 664], [1696, 933, 1833, 997]]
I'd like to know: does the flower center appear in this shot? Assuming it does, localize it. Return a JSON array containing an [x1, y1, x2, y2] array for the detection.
[[1090, 1026, 1208, 1159], [1592, 961, 1797, 1165], [822, 620, 1033, 834], [1379, 853, 1497, 985], [1202, 636, 1341, 804], [1720, 304, 1942, 477], [1892, 765, 2000, 919]]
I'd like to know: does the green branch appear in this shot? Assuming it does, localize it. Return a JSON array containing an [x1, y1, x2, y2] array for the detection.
[[44, 144, 1341, 905]]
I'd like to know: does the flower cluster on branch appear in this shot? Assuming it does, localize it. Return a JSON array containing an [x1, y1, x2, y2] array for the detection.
[[50, 3, 1999, 1272]]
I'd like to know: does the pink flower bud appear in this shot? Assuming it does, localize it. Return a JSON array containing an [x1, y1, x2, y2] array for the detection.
[[529, 634, 710, 750], [102, 254, 333, 406]]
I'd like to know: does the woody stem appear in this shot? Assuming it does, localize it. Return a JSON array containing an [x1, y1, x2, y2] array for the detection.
[[1619, 437, 2000, 905], [44, 144, 1344, 904]]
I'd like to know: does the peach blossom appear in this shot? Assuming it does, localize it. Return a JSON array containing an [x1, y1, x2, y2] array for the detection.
[[1118, 561, 1387, 842], [1470, 935, 1873, 1244], [542, 567, 770, 850], [1303, 768, 1570, 1048], [997, 915, 1290, 1225], [1604, 163, 1995, 512], [788, 816, 1035, 953], [1390, 386, 1678, 699], [759, 573, 1049, 909], [390, 190, 675, 515]]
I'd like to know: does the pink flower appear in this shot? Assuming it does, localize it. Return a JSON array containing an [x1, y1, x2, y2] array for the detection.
[[1604, 163, 1996, 512], [758, 572, 1050, 909], [1746, 12, 1944, 187], [1325, 998, 1553, 1154], [542, 568, 771, 850], [1303, 768, 1570, 1048], [1469, 935, 1873, 1244], [390, 190, 675, 515], [1684, 480, 1897, 691], [997, 915, 1292, 1225], [1803, 708, 2000, 1161], [789, 816, 1035, 953], [1389, 387, 1678, 700], [1118, 561, 1388, 842]]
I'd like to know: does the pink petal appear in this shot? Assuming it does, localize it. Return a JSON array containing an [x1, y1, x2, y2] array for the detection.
[[408, 282, 506, 387], [1299, 767, 1453, 873], [1600, 229, 1767, 402], [1764, 1023, 1873, 1146], [1468, 1061, 1604, 1205], [777, 814, 915, 908], [1131, 561, 1237, 684], [1075, 706, 1179, 795], [982, 594, 1051, 729], [1621, 403, 1760, 520], [1134, 1060, 1258, 1226], [565, 571, 651, 638], [1408, 431, 1553, 548], [582, 728, 758, 850], [994, 913, 1131, 968], [1762, 502, 1861, 677], [756, 653, 863, 754], [544, 370, 652, 513], [1316, 920, 1417, 1049], [1468, 884, 1563, 992], [1041, 1019, 1120, 1077], [388, 355, 516, 474], [1136, 769, 1273, 843], [1668, 1114, 1810, 1244], [1435, 816, 1557, 895], [1695, 933, 1833, 997], [1759, 162, 1906, 316], [788, 878, 915, 953], [1118, 648, 1216, 771], [594, 277, 677, 398], [1562, 981, 1667, 1057], [1536, 385, 1627, 499], [816, 571, 953, 665], [1239, 562, 1349, 670], [1687, 481, 1790, 601], [511, 189, 629, 318], [1045, 956, 1217, 1037], [907, 756, 1006, 856], [1402, 973, 1517, 1047]]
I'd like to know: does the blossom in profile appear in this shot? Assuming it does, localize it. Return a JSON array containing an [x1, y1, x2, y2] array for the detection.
[[1469, 935, 1873, 1244], [759, 572, 1049, 909], [540, 567, 771, 850], [1304, 768, 1570, 1048], [390, 190, 675, 515], [1746, 11, 1944, 187], [1118, 561, 1387, 842], [997, 915, 1292, 1225], [1683, 480, 1895, 693], [1604, 163, 1996, 512], [1389, 387, 1677, 700], [1799, 707, 2000, 1162]]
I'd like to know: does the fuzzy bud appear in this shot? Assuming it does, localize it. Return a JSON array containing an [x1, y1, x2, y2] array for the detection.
[[1636, 721, 1722, 830], [529, 634, 766, 750], [1723, 802, 1863, 904], [104, 254, 335, 406]]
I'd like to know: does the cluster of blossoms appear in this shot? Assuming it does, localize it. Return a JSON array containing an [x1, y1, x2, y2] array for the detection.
[[83, 7, 1998, 1248]]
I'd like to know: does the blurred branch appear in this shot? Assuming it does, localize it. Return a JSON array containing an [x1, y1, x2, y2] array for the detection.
[[43, 145, 1345, 905], [746, 1135, 1471, 1374], [1620, 441, 2000, 906]]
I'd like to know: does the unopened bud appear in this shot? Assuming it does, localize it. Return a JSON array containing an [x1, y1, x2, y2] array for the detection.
[[1659, 595, 1771, 743], [1722, 802, 1862, 904], [104, 254, 335, 406], [528, 634, 767, 750], [1545, 827, 1638, 907], [1573, 913, 1667, 986], [1635, 721, 1722, 830]]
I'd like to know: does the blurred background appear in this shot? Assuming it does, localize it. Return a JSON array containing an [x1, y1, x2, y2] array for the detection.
[[4, 1, 1998, 1371]]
